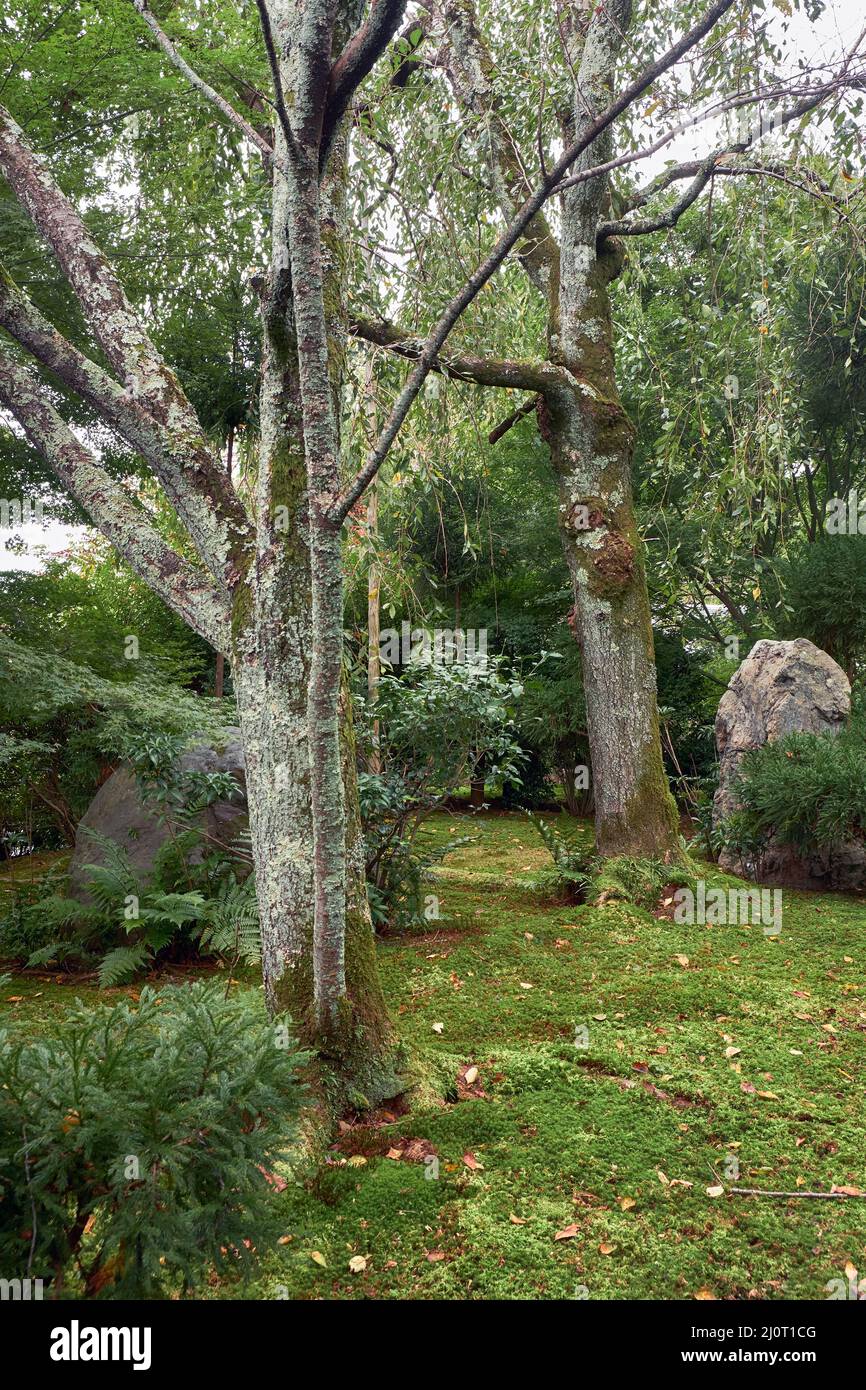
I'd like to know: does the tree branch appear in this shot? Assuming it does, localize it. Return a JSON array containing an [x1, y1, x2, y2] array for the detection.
[[0, 263, 242, 581], [130, 0, 277, 168], [0, 352, 230, 650], [253, 0, 299, 162], [322, 0, 409, 168], [328, 0, 740, 522], [597, 85, 853, 240], [350, 314, 562, 391], [488, 396, 538, 445], [0, 102, 250, 583]]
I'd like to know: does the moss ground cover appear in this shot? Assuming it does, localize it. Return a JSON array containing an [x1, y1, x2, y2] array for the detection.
[[2, 813, 864, 1300]]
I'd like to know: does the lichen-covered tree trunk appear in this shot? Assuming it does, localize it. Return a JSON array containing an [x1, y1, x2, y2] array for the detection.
[[233, 104, 402, 1108], [233, 642, 403, 1108], [543, 369, 679, 857], [431, 0, 679, 861], [546, 0, 679, 860]]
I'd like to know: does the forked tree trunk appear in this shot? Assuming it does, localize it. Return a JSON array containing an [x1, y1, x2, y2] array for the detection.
[[429, 0, 680, 862]]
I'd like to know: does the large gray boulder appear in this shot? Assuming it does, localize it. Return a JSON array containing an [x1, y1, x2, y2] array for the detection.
[[712, 638, 863, 889], [70, 730, 248, 898]]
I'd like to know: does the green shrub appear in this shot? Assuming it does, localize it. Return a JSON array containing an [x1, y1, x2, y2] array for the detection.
[[730, 729, 866, 855], [0, 983, 305, 1298], [0, 867, 68, 962], [776, 537, 866, 679], [356, 661, 522, 927]]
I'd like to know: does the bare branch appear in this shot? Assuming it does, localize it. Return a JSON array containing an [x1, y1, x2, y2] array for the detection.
[[254, 0, 299, 161], [350, 315, 562, 391], [329, 0, 740, 522], [599, 149, 722, 239], [488, 396, 538, 445], [322, 0, 409, 167], [0, 351, 230, 650], [130, 0, 277, 168]]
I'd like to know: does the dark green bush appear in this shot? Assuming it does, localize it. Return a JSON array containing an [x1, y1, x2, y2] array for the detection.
[[730, 729, 866, 854], [0, 982, 305, 1298]]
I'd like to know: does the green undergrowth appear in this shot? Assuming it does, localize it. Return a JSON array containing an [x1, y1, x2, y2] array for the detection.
[[2, 812, 865, 1300]]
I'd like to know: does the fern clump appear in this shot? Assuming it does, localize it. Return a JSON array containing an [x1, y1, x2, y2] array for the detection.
[[2, 828, 260, 986], [0, 983, 305, 1298], [591, 852, 696, 913], [526, 812, 591, 901]]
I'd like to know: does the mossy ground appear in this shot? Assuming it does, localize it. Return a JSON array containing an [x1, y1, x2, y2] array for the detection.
[[2, 812, 865, 1300]]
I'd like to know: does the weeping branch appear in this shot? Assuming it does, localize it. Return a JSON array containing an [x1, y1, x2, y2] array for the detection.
[[597, 85, 857, 241]]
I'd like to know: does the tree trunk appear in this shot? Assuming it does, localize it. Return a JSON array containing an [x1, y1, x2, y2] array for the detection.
[[214, 429, 233, 699], [429, 0, 679, 862], [364, 338, 382, 775], [545, 259, 679, 860], [234, 109, 402, 1109], [366, 474, 382, 774], [546, 1, 680, 861], [233, 645, 403, 1109]]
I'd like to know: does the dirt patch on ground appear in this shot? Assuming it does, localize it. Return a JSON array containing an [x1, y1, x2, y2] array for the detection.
[[331, 1122, 435, 1163], [652, 882, 684, 921], [381, 922, 485, 951], [574, 1056, 711, 1112]]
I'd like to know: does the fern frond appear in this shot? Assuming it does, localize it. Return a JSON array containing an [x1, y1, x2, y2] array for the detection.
[[199, 878, 261, 964], [98, 942, 150, 989], [79, 828, 139, 907]]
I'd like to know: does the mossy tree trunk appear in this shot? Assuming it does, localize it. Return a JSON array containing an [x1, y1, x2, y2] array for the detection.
[[544, 4, 679, 858], [405, 0, 680, 860], [0, 7, 409, 1114], [232, 30, 404, 1107]]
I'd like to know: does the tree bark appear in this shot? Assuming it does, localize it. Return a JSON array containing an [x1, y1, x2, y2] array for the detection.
[[546, 2, 679, 859], [366, 474, 383, 774], [362, 330, 383, 773], [425, 0, 680, 860], [233, 64, 402, 1107]]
